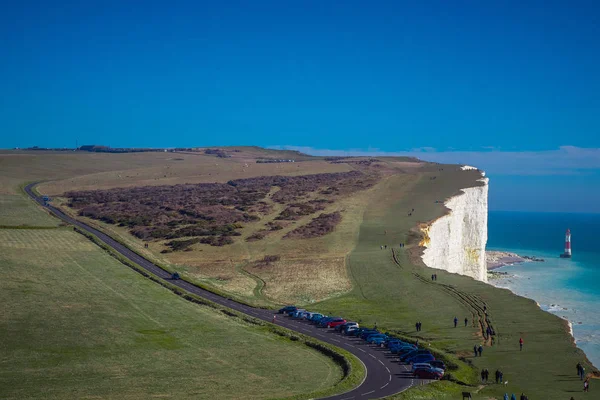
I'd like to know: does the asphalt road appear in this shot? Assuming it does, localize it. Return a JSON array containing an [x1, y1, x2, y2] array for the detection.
[[25, 183, 420, 399]]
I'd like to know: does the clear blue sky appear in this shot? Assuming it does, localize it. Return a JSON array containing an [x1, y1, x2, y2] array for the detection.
[[1, 1, 599, 212]]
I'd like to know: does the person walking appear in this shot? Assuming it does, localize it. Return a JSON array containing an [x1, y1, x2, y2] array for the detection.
[[465, 317, 468, 327], [504, 393, 509, 400], [511, 394, 516, 400], [272, 314, 277, 323], [478, 345, 483, 357], [584, 377, 590, 392], [481, 369, 486, 383], [474, 345, 478, 357], [495, 369, 500, 384], [581, 365, 586, 380], [454, 317, 458, 328], [418, 322, 422, 331], [415, 322, 419, 332], [519, 337, 524, 351], [484, 368, 489, 382], [577, 362, 583, 378], [499, 370, 504, 383]]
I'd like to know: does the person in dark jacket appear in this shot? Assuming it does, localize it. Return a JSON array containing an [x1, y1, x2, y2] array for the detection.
[[454, 317, 458, 328]]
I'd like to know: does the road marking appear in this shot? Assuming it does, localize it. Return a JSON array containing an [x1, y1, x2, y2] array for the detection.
[[369, 354, 376, 359], [358, 348, 366, 353], [340, 397, 355, 400], [389, 374, 392, 382], [378, 359, 384, 365], [331, 339, 340, 343], [347, 344, 355, 348], [361, 390, 375, 396], [385, 367, 390, 373], [380, 382, 389, 389]]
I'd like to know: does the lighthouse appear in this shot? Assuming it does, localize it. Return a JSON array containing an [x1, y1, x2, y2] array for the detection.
[[560, 229, 572, 258]]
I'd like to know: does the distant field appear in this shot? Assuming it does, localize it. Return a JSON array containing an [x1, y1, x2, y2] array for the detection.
[[0, 228, 342, 399], [0, 194, 58, 227]]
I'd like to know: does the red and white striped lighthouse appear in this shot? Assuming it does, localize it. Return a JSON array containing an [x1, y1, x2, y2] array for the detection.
[[561, 229, 572, 258]]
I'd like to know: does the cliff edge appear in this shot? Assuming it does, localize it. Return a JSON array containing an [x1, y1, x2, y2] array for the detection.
[[420, 167, 489, 282]]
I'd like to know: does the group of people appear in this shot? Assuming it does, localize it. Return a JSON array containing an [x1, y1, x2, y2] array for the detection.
[[431, 273, 438, 281], [380, 243, 406, 249], [414, 321, 423, 332], [473, 344, 483, 357], [503, 394, 528, 400], [481, 368, 504, 383]]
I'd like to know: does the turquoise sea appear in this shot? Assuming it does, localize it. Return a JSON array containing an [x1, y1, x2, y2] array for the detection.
[[488, 211, 600, 368]]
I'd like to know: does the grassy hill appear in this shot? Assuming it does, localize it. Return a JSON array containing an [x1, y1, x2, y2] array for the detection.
[[0, 208, 343, 399]]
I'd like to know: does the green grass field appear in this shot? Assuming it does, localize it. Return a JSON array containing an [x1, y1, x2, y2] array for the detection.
[[0, 228, 343, 399], [0, 193, 59, 227], [310, 170, 593, 399]]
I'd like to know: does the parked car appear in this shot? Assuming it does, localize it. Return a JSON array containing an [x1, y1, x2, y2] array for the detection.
[[309, 313, 324, 322], [365, 333, 386, 342], [414, 367, 443, 380], [359, 330, 380, 339], [368, 335, 389, 345], [400, 349, 431, 362], [386, 339, 407, 347], [429, 360, 446, 370], [327, 318, 347, 328], [390, 344, 417, 354], [335, 322, 358, 332], [406, 353, 435, 364], [344, 326, 359, 335], [278, 305, 297, 314], [290, 309, 306, 318], [318, 317, 336, 327], [411, 363, 434, 373]]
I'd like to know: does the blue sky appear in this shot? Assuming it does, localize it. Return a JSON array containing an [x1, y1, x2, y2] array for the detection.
[[1, 1, 599, 212]]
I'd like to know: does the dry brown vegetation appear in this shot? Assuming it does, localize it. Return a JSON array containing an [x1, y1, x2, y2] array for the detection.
[[284, 212, 342, 239], [64, 171, 378, 246]]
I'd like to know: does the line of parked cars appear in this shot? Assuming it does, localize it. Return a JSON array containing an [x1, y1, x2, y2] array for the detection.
[[277, 305, 445, 380]]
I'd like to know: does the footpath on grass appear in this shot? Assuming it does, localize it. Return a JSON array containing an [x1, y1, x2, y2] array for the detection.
[[25, 183, 422, 400]]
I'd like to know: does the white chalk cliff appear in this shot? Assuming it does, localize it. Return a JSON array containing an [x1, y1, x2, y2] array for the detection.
[[420, 169, 489, 282]]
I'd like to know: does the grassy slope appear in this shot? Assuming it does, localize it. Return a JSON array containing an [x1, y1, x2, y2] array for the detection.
[[0, 227, 343, 399], [0, 193, 59, 227], [311, 168, 592, 399]]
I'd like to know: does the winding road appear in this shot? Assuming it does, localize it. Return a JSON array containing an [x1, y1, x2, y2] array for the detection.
[[25, 183, 419, 399]]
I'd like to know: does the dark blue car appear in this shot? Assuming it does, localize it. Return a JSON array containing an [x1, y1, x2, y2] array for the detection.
[[278, 305, 297, 314]]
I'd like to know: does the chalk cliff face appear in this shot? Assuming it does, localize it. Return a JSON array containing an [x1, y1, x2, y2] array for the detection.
[[420, 170, 489, 282]]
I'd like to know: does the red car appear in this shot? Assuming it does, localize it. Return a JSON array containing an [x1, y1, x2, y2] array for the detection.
[[327, 318, 347, 328], [414, 367, 443, 380]]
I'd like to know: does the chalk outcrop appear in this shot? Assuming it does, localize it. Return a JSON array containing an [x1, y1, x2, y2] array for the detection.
[[420, 170, 489, 282]]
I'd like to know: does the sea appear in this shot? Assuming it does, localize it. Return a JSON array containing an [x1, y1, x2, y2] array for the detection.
[[488, 211, 600, 368]]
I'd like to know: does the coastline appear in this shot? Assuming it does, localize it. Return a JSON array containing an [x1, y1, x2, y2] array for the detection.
[[487, 250, 598, 372]]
